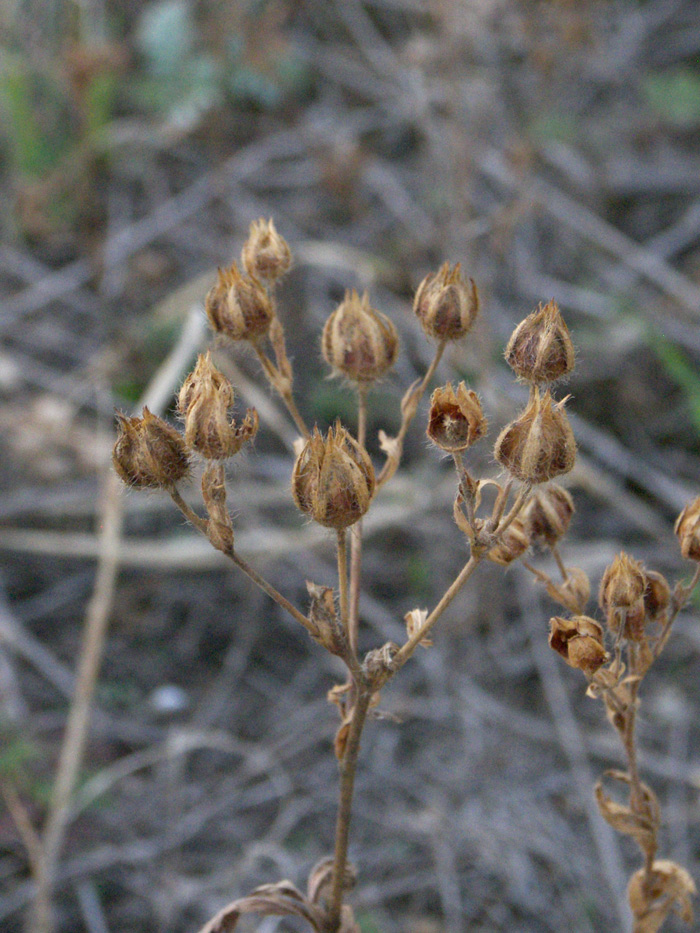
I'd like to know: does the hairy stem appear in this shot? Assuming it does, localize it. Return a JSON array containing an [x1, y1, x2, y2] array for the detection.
[[169, 489, 315, 638], [389, 555, 480, 678], [377, 339, 446, 487], [325, 688, 373, 932], [349, 386, 368, 654], [337, 529, 350, 641], [253, 342, 309, 438]]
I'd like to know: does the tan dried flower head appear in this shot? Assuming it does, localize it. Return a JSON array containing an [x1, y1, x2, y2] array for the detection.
[[523, 483, 574, 546], [413, 262, 479, 341], [178, 352, 258, 460], [205, 263, 273, 342], [487, 518, 530, 565], [549, 615, 608, 675], [112, 407, 189, 489], [599, 552, 647, 640], [426, 382, 487, 452], [494, 389, 576, 484], [675, 496, 700, 561], [292, 422, 375, 529], [241, 217, 292, 282], [505, 300, 575, 384], [322, 290, 399, 384]]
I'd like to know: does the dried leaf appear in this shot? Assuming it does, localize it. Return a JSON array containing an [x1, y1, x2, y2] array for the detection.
[[378, 429, 401, 484], [196, 880, 324, 933], [628, 860, 697, 933], [404, 608, 432, 648], [334, 720, 351, 760], [595, 770, 659, 854], [307, 856, 357, 905]]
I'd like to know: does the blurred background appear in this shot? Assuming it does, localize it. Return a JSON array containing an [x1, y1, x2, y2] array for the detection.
[[2, 0, 700, 930]]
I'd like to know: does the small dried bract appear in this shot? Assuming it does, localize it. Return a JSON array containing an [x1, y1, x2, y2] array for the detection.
[[675, 496, 700, 561], [113, 407, 189, 489], [546, 566, 591, 615], [549, 615, 608, 674], [322, 290, 398, 384], [523, 483, 574, 546], [643, 570, 671, 625], [205, 263, 273, 342], [292, 422, 375, 529], [241, 217, 292, 282], [427, 382, 487, 452], [505, 299, 575, 384], [599, 552, 646, 641], [488, 518, 530, 565], [178, 352, 258, 460], [404, 608, 432, 648], [413, 262, 478, 341], [494, 388, 576, 484]]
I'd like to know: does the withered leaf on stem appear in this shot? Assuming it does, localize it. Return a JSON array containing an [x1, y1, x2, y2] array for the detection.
[[628, 859, 696, 933], [195, 880, 324, 933], [595, 769, 660, 856]]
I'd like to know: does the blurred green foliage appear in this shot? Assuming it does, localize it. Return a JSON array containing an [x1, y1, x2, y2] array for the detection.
[[650, 337, 700, 435], [643, 68, 700, 126]]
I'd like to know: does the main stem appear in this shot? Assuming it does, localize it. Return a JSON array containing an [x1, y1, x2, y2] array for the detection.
[[325, 687, 372, 933]]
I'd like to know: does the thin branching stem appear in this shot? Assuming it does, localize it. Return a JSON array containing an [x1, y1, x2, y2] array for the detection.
[[349, 385, 368, 654], [337, 529, 350, 642], [169, 488, 315, 638], [377, 339, 446, 488], [252, 342, 309, 438], [389, 555, 480, 677], [550, 543, 569, 581]]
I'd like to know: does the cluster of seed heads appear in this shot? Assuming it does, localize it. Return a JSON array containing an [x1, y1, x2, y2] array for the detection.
[[112, 218, 700, 933]]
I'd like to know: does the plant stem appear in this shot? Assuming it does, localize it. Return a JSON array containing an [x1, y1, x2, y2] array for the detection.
[[325, 688, 373, 933], [389, 555, 480, 678], [377, 339, 446, 488], [28, 472, 124, 933], [337, 529, 350, 641], [169, 489, 315, 638], [253, 342, 309, 438], [349, 386, 368, 654]]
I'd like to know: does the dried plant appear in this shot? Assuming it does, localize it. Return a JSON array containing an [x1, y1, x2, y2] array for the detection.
[[109, 220, 698, 933]]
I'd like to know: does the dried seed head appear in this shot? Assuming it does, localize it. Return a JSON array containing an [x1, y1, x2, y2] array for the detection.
[[112, 407, 189, 489], [675, 496, 700, 561], [426, 382, 487, 452], [643, 569, 671, 624], [549, 615, 608, 675], [505, 300, 575, 384], [205, 263, 273, 342], [413, 262, 479, 341], [522, 483, 575, 546], [322, 290, 399, 384], [291, 422, 375, 529], [178, 352, 258, 460], [599, 552, 647, 640], [487, 518, 530, 565], [241, 217, 291, 282], [494, 389, 576, 484]]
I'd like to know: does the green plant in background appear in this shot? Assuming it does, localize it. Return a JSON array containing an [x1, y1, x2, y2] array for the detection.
[[644, 68, 700, 127], [133, 0, 310, 121], [651, 336, 700, 437]]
